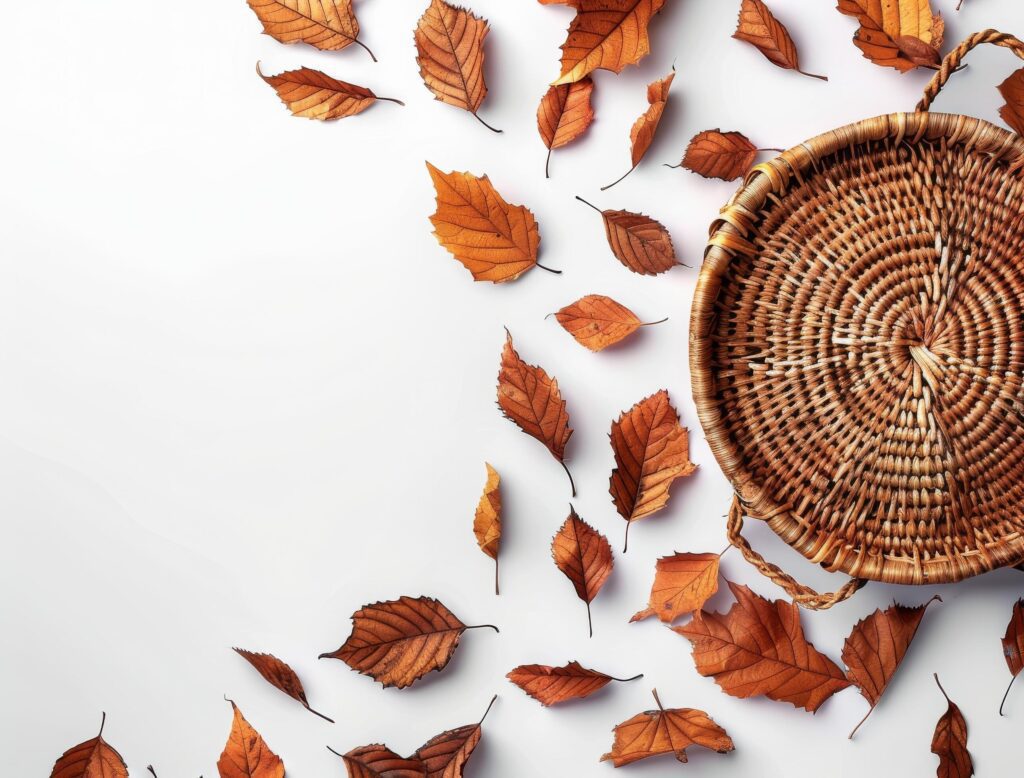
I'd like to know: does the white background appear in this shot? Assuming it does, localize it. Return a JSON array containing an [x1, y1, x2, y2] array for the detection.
[[3, 0, 1024, 775]]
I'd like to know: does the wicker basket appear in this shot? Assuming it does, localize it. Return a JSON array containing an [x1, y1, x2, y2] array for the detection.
[[691, 31, 1024, 609]]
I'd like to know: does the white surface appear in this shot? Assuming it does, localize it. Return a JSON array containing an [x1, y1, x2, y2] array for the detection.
[[3, 0, 1024, 775]]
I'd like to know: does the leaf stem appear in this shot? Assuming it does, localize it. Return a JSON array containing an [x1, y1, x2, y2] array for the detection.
[[561, 459, 576, 496], [759, 148, 785, 153], [545, 148, 552, 179], [536, 262, 562, 274], [574, 195, 602, 214], [586, 600, 593, 638], [651, 688, 665, 711], [1000, 674, 1018, 716], [304, 703, 336, 724], [601, 165, 637, 191], [327, 745, 344, 758], [608, 673, 644, 684], [798, 69, 828, 82], [98, 711, 107, 738], [355, 38, 378, 62], [472, 112, 503, 133], [847, 705, 874, 739], [934, 673, 951, 704], [719, 544, 732, 558], [639, 317, 669, 327], [663, 163, 682, 169], [494, 556, 500, 596], [623, 521, 632, 554], [376, 96, 405, 106], [465, 623, 501, 633], [478, 694, 498, 725], [147, 768, 158, 778]]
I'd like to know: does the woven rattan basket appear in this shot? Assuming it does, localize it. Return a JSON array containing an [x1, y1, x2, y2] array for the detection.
[[691, 31, 1024, 609]]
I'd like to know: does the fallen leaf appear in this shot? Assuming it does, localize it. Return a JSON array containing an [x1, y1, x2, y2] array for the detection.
[[415, 0, 499, 131], [507, 661, 642, 705], [733, 0, 826, 80], [257, 64, 403, 120], [50, 713, 127, 778], [246, 0, 375, 59], [610, 390, 696, 552], [552, 294, 665, 352], [1000, 598, 1024, 715], [575, 196, 679, 275], [843, 596, 941, 738], [932, 675, 974, 778], [319, 596, 498, 689], [631, 551, 719, 624], [675, 129, 775, 181], [233, 647, 334, 722], [674, 582, 851, 712], [427, 163, 550, 282], [537, 78, 595, 178], [836, 0, 943, 72], [998, 69, 1024, 136], [551, 507, 613, 636], [414, 695, 496, 778], [554, 0, 668, 85], [603, 69, 675, 190], [497, 331, 575, 494], [473, 463, 502, 595], [601, 689, 734, 767], [331, 744, 426, 778], [218, 700, 285, 778], [895, 34, 941, 66]]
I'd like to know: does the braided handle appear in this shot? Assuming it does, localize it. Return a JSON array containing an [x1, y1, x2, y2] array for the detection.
[[917, 29, 1024, 112], [727, 495, 867, 610]]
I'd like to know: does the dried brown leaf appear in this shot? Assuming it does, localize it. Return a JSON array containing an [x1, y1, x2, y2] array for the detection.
[[603, 70, 675, 190], [679, 129, 761, 181], [932, 675, 974, 778], [258, 64, 402, 120], [836, 0, 943, 72], [554, 0, 667, 85], [246, 0, 374, 59], [733, 0, 826, 80], [473, 463, 501, 594], [631, 551, 719, 623], [553, 294, 664, 352], [999, 69, 1024, 136], [507, 661, 641, 706], [50, 714, 127, 778], [576, 196, 679, 275], [551, 507, 613, 636], [335, 744, 426, 778], [537, 78, 595, 177], [217, 701, 285, 778], [1000, 598, 1024, 714], [233, 647, 333, 722], [414, 695, 496, 778]]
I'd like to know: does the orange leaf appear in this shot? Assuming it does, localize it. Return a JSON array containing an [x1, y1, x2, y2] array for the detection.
[[414, 695, 496, 778], [551, 507, 613, 637], [257, 64, 403, 121], [553, 294, 664, 352], [576, 196, 679, 275], [415, 0, 499, 132], [1000, 598, 1024, 715], [679, 129, 762, 181], [674, 582, 851, 712], [427, 163, 546, 283], [537, 78, 595, 178], [497, 331, 575, 493], [554, 0, 668, 85], [245, 0, 374, 59], [733, 0, 826, 80], [631, 551, 719, 624], [603, 70, 675, 190], [836, 0, 943, 72], [507, 661, 642, 705], [999, 69, 1024, 136], [319, 596, 498, 689], [50, 714, 127, 778], [601, 689, 734, 767], [233, 647, 333, 722], [609, 390, 696, 552], [473, 463, 502, 594], [932, 675, 974, 778], [217, 701, 285, 778], [334, 744, 425, 778]]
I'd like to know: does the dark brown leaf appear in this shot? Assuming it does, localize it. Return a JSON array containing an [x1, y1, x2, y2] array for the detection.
[[233, 647, 333, 722]]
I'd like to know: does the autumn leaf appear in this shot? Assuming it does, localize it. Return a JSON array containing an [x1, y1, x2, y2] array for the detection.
[[1000, 598, 1024, 715], [836, 0, 943, 72], [414, 695, 496, 778], [554, 0, 668, 85], [932, 675, 974, 778], [575, 196, 680, 275], [473, 463, 502, 595], [601, 689, 734, 768], [603, 69, 675, 190], [552, 294, 665, 352], [507, 661, 641, 705], [257, 64, 403, 121], [319, 596, 498, 689], [631, 551, 719, 624], [733, 0, 826, 80], [551, 506, 613, 637], [427, 163, 552, 282], [50, 713, 127, 778], [218, 700, 285, 778], [843, 596, 941, 738], [610, 390, 696, 552], [998, 69, 1024, 136], [246, 0, 375, 59], [415, 0, 499, 131], [675, 582, 851, 712], [537, 78, 595, 178], [497, 330, 575, 494], [672, 129, 779, 181], [330, 744, 426, 778], [233, 647, 334, 722]]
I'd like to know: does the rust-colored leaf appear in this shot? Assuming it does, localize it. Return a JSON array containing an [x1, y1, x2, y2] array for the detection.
[[554, 0, 668, 85], [631, 551, 719, 624], [50, 714, 127, 778], [610, 390, 696, 552], [998, 69, 1024, 136], [733, 0, 826, 80], [257, 64, 403, 121], [843, 596, 941, 738], [551, 506, 613, 637], [414, 695, 496, 778], [415, 0, 498, 131], [246, 0, 374, 59], [677, 129, 765, 181], [603, 69, 674, 190], [507, 661, 641, 706], [333, 744, 426, 778], [319, 596, 498, 689], [576, 196, 679, 275], [473, 463, 502, 595], [836, 0, 943, 72], [674, 582, 851, 712], [427, 163, 547, 283], [233, 647, 333, 722], [601, 689, 734, 768], [497, 331, 575, 494], [932, 675, 974, 778], [537, 78, 595, 178], [552, 294, 664, 352], [1000, 598, 1024, 715], [217, 700, 285, 778]]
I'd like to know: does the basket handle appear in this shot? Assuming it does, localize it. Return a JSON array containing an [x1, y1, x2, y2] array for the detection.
[[917, 29, 1024, 112], [727, 495, 867, 610]]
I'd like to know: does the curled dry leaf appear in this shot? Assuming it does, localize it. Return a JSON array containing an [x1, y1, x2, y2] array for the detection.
[[537, 77, 595, 178], [507, 661, 642, 706], [246, 0, 375, 60], [50, 713, 127, 778], [603, 69, 675, 190], [319, 595, 498, 689], [233, 647, 334, 722], [427, 163, 547, 283], [675, 582, 851, 712], [332, 744, 426, 778], [1000, 598, 1024, 715], [932, 675, 974, 778], [610, 390, 696, 552], [497, 331, 575, 494], [601, 689, 734, 768], [551, 506, 613, 637], [473, 463, 502, 595], [553, 294, 665, 352], [218, 700, 285, 778], [631, 551, 719, 624], [733, 0, 826, 80], [576, 196, 679, 275], [998, 69, 1024, 136], [836, 0, 943, 72], [414, 695, 496, 778], [258, 64, 402, 121], [676, 130, 772, 181], [415, 0, 499, 132]]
